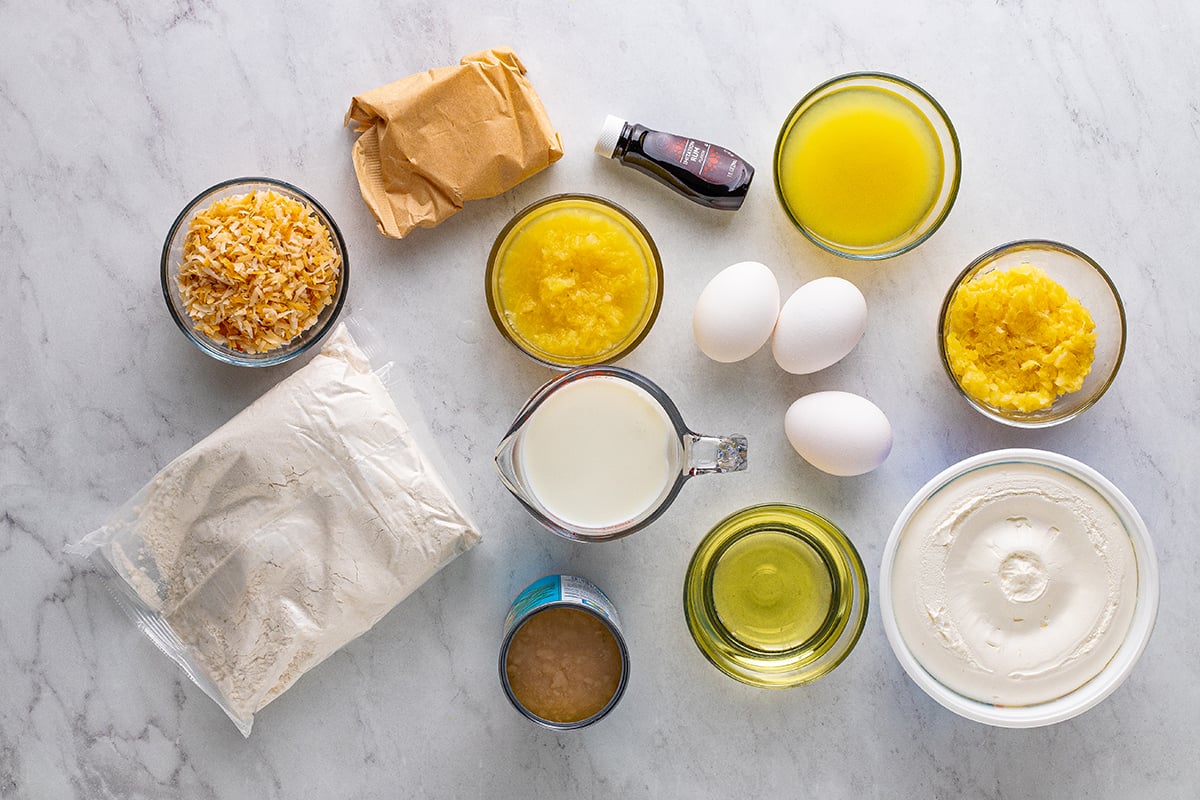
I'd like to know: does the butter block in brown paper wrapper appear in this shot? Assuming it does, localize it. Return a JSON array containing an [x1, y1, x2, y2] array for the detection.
[[345, 47, 564, 238]]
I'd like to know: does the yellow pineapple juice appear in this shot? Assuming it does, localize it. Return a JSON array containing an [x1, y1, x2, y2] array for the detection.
[[776, 85, 944, 252]]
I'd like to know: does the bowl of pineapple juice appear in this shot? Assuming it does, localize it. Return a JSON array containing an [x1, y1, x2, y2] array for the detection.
[[774, 72, 961, 260]]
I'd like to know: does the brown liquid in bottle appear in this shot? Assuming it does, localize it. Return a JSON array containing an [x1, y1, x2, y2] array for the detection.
[[598, 116, 754, 210]]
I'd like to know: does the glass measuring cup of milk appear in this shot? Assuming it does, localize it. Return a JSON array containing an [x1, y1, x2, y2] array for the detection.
[[495, 367, 748, 542]]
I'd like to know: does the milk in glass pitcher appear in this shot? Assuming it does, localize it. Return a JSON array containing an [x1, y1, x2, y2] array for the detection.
[[495, 367, 748, 542]]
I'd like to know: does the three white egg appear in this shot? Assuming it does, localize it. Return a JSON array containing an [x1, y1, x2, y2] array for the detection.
[[692, 262, 891, 476]]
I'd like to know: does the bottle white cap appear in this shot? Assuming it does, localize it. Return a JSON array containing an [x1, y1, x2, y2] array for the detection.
[[595, 115, 627, 159]]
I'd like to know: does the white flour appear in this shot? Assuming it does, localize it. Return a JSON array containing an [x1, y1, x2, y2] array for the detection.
[[69, 324, 481, 735]]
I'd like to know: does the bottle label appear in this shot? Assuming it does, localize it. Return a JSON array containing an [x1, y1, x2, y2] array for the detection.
[[679, 139, 712, 171], [643, 133, 741, 185], [698, 144, 743, 181]]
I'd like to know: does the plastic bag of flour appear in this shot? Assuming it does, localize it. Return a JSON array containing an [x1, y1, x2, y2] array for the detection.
[[67, 323, 481, 736]]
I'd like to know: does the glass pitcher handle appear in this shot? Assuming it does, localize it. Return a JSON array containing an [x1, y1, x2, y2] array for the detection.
[[685, 433, 748, 476]]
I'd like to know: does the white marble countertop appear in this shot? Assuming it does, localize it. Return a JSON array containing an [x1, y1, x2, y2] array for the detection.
[[4, 1, 1198, 797]]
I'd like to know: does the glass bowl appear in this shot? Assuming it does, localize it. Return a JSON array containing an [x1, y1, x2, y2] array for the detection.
[[773, 72, 961, 260], [684, 503, 867, 688], [485, 194, 663, 369], [880, 449, 1158, 727], [160, 177, 349, 367], [938, 240, 1125, 427]]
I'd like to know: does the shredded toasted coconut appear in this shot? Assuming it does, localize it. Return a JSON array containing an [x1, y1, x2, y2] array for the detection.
[[177, 190, 342, 354]]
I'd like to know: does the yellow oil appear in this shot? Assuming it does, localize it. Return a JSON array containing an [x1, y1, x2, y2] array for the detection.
[[711, 531, 834, 652], [684, 504, 867, 687], [777, 85, 943, 249]]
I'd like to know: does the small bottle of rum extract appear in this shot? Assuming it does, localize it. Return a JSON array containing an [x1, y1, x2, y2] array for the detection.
[[595, 115, 754, 210]]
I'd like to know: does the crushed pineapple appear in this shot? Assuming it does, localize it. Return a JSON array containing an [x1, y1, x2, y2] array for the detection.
[[945, 264, 1096, 413], [496, 201, 655, 362], [177, 190, 341, 354]]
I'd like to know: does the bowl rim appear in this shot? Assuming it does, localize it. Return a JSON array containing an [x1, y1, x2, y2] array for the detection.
[[880, 448, 1159, 727], [484, 192, 664, 370], [937, 238, 1127, 427], [160, 176, 349, 368], [772, 70, 962, 261], [683, 502, 869, 688]]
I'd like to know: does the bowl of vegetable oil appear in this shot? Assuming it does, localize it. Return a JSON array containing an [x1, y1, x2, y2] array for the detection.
[[683, 503, 867, 687]]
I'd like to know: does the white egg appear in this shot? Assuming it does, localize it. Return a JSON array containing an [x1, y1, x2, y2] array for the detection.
[[772, 277, 867, 375], [693, 261, 781, 363], [784, 391, 892, 477]]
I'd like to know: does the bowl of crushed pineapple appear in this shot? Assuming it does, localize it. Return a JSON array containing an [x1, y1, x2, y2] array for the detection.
[[938, 240, 1125, 428]]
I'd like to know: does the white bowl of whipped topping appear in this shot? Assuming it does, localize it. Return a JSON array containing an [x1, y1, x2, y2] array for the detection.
[[881, 449, 1159, 727]]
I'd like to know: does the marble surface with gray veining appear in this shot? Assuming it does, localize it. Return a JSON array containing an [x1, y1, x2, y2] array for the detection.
[[2, 1, 1198, 797]]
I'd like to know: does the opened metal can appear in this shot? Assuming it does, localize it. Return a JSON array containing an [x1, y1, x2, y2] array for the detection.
[[499, 575, 630, 729]]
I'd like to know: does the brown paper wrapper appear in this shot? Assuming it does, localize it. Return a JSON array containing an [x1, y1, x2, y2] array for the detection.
[[345, 47, 564, 239]]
